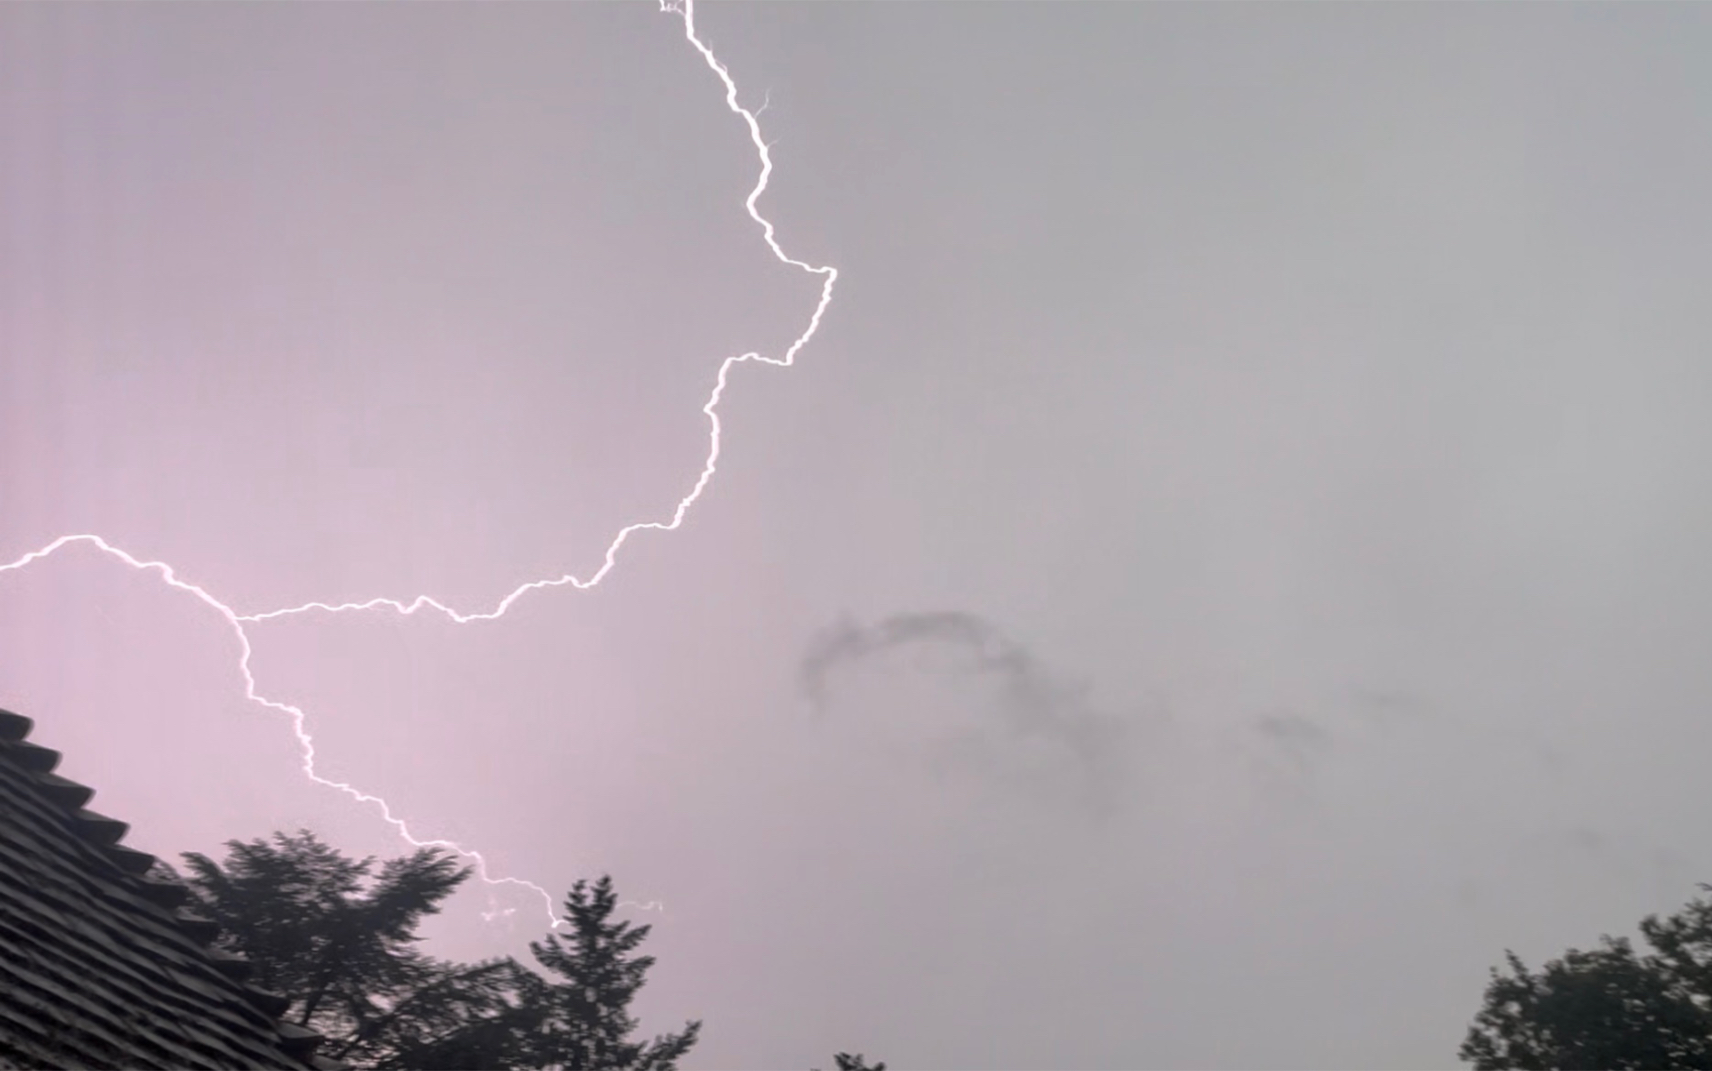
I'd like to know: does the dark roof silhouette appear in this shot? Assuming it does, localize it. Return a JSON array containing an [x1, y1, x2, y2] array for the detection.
[[0, 707, 332, 1070]]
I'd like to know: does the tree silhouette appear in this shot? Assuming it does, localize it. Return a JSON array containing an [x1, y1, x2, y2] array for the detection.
[[812, 1053, 887, 1071], [180, 830, 539, 1069], [524, 876, 701, 1070], [1461, 884, 1712, 1069], [182, 832, 912, 1070]]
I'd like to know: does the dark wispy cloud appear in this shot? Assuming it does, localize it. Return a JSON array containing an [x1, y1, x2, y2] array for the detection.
[[799, 610, 1130, 818]]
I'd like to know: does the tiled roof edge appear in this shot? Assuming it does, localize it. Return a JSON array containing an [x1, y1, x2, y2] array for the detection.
[[0, 706, 331, 1068]]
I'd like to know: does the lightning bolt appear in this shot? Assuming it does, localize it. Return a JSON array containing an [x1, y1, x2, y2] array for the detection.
[[0, 0, 836, 929]]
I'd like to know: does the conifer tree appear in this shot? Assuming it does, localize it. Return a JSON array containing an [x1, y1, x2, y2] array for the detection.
[[179, 833, 707, 1070], [179, 830, 538, 1069], [524, 876, 701, 1071]]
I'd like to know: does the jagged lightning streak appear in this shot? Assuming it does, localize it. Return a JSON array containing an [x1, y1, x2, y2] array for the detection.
[[245, 0, 834, 628], [0, 534, 561, 912], [0, 0, 836, 929]]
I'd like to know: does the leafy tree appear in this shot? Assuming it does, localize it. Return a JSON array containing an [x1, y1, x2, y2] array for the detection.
[[524, 876, 701, 1070], [180, 830, 538, 1069], [1461, 884, 1712, 1069]]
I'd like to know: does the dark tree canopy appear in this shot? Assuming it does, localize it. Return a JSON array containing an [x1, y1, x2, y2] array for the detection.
[[181, 830, 537, 1069], [1461, 885, 1712, 1070], [814, 1053, 887, 1071], [178, 831, 697, 1071], [524, 876, 701, 1071]]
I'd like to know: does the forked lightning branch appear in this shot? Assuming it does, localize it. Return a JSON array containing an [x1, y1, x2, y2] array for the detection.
[[0, 0, 838, 929]]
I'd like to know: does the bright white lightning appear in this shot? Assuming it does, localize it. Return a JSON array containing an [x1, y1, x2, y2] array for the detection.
[[0, 0, 836, 929]]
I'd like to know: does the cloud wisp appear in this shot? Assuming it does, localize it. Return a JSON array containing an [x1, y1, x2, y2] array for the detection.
[[800, 611, 1130, 820]]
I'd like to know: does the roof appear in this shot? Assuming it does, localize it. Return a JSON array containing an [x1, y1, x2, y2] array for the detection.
[[0, 706, 333, 1070]]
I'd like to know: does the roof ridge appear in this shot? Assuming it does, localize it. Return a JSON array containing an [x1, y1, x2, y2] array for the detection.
[[0, 706, 337, 1069]]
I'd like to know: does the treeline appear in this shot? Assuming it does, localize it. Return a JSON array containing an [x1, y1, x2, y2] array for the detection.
[[166, 830, 882, 1071], [175, 828, 1712, 1068]]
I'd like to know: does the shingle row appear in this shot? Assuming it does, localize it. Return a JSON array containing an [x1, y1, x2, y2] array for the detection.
[[0, 707, 332, 1070]]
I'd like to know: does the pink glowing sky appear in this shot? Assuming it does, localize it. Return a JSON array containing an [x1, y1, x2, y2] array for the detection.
[[5, 5, 1712, 1068]]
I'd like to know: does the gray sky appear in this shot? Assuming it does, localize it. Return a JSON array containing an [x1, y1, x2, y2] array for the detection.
[[5, 3, 1712, 1068]]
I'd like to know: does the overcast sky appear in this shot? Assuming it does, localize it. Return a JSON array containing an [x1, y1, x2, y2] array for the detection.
[[5, 3, 1712, 1068]]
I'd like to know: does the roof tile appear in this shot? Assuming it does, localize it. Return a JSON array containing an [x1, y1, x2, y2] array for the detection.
[[0, 706, 330, 1069], [0, 710, 30, 742]]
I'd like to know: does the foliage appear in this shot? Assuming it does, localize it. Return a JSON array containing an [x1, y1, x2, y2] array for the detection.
[[814, 1054, 887, 1071], [183, 831, 934, 1070], [181, 830, 539, 1069], [1461, 884, 1712, 1069], [523, 876, 701, 1071]]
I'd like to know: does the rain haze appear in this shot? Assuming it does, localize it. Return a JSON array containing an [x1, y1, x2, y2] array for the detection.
[[5, 3, 1712, 1068]]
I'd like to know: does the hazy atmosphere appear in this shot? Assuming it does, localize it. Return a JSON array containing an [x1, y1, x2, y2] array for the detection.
[[5, 3, 1712, 1067]]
